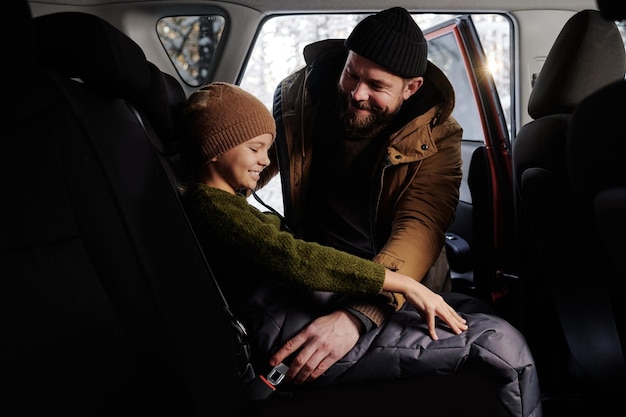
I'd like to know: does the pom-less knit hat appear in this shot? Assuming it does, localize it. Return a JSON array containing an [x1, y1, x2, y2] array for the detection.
[[180, 82, 276, 163], [344, 7, 428, 78]]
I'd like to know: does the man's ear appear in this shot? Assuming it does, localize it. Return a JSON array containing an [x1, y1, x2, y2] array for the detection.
[[403, 77, 424, 100]]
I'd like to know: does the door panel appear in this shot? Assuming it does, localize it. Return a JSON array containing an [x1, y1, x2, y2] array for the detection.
[[425, 17, 516, 313]]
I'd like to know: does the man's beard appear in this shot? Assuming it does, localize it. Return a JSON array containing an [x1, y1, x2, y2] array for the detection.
[[338, 89, 399, 140]]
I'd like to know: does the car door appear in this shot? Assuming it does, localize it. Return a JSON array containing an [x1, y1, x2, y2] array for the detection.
[[424, 16, 516, 316]]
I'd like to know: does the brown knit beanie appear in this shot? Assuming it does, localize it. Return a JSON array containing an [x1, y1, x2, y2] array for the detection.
[[180, 82, 276, 164], [344, 7, 428, 78]]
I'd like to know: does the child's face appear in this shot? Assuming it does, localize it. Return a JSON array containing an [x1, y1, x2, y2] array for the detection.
[[205, 133, 273, 193]]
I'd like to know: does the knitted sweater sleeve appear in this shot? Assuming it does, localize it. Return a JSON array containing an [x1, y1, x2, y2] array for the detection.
[[183, 184, 385, 295]]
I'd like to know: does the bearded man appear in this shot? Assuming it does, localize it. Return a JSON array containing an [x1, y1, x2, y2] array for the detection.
[[258, 6, 464, 383]]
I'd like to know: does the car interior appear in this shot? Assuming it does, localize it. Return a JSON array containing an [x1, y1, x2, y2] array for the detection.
[[3, 0, 625, 416]]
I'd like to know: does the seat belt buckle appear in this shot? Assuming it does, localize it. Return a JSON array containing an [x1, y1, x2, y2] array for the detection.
[[264, 362, 289, 386], [244, 363, 289, 401]]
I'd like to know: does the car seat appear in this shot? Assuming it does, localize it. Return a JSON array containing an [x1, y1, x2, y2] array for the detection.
[[2, 2, 511, 416], [2, 5, 248, 416], [512, 7, 626, 412], [566, 0, 626, 406]]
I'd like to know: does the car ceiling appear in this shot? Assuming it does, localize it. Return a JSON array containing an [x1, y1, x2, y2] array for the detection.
[[28, 0, 597, 14]]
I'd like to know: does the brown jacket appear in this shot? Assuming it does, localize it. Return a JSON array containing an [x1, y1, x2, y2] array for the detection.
[[260, 39, 463, 324]]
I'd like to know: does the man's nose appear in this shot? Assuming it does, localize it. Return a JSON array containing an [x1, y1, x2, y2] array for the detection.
[[351, 81, 370, 101]]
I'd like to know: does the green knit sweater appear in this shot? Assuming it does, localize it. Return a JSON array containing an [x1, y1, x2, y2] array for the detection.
[[182, 183, 385, 295]]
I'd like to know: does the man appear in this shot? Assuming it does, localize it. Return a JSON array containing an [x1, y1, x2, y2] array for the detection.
[[258, 7, 463, 383]]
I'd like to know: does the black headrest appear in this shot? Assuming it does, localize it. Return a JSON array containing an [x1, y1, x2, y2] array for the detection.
[[597, 0, 626, 21], [33, 11, 185, 147], [6, 0, 35, 100], [528, 9, 626, 119], [34, 12, 151, 97], [13, 0, 34, 64]]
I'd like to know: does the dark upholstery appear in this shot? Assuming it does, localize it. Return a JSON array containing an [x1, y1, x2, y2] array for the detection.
[[512, 8, 626, 408], [3, 0, 37, 122], [566, 0, 626, 401], [33, 12, 186, 148], [2, 7, 245, 416], [568, 80, 626, 325], [35, 11, 151, 94], [597, 0, 626, 20]]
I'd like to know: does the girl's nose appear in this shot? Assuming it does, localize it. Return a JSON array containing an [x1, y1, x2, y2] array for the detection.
[[260, 152, 271, 167]]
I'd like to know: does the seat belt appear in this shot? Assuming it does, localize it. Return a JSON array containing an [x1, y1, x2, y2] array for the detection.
[[128, 92, 289, 402]]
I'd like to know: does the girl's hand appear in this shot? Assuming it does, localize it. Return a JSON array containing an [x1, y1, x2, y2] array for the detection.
[[383, 270, 468, 340]]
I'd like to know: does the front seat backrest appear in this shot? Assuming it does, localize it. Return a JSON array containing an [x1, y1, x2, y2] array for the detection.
[[512, 8, 626, 403], [566, 0, 626, 397]]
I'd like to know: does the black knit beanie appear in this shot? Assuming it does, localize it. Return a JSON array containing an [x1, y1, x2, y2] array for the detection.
[[344, 7, 428, 78]]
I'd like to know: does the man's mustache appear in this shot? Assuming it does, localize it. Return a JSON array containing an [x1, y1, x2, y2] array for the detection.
[[350, 99, 373, 112]]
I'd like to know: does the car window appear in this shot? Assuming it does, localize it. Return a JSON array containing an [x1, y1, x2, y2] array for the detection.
[[427, 27, 485, 141], [240, 13, 510, 133], [157, 15, 226, 86], [240, 13, 511, 213]]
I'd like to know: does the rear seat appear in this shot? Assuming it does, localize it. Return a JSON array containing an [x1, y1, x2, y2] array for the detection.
[[2, 3, 504, 416]]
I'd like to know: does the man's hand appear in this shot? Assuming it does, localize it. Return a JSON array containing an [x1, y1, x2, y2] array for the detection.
[[268, 310, 361, 384]]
